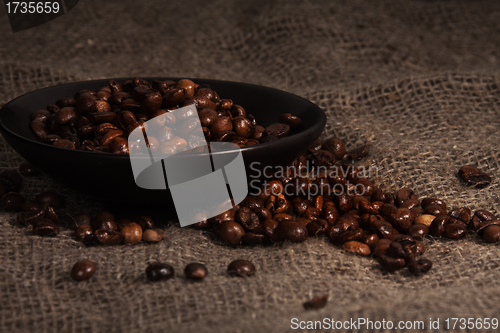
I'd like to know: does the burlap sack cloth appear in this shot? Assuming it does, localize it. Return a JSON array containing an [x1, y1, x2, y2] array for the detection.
[[1, 1, 499, 332]]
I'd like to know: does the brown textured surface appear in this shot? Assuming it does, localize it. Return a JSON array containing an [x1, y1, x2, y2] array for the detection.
[[1, 1, 500, 332]]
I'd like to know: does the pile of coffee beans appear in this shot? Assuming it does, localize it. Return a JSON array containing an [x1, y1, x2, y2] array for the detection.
[[30, 78, 301, 153], [2, 138, 498, 277], [189, 138, 497, 275]]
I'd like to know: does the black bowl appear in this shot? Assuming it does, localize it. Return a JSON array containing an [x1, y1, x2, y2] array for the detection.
[[0, 78, 326, 206]]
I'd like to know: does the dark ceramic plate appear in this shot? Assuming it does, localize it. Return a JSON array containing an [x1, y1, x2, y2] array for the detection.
[[0, 78, 326, 206]]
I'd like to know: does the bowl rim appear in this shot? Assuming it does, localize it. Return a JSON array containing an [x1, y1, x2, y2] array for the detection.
[[0, 77, 326, 158]]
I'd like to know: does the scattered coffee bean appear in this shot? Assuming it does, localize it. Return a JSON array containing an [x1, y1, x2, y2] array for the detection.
[[33, 219, 59, 236], [227, 259, 256, 277], [184, 263, 208, 280], [146, 263, 174, 281], [482, 225, 500, 243], [303, 294, 328, 310], [342, 241, 371, 256], [407, 259, 432, 275], [458, 165, 492, 188], [1, 192, 25, 211], [121, 222, 143, 245], [142, 228, 167, 242], [71, 260, 96, 281]]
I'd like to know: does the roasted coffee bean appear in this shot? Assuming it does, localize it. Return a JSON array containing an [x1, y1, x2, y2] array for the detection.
[[241, 232, 267, 245], [371, 220, 395, 240], [306, 219, 328, 236], [483, 225, 500, 243], [212, 130, 236, 142], [342, 241, 371, 256], [91, 214, 118, 232], [30, 109, 52, 123], [424, 204, 447, 216], [421, 198, 446, 211], [475, 220, 500, 235], [395, 188, 417, 206], [30, 120, 50, 139], [33, 219, 59, 236], [236, 207, 260, 231], [370, 190, 395, 205], [273, 213, 293, 223], [356, 178, 375, 196], [259, 180, 284, 201], [337, 228, 365, 244], [251, 125, 265, 141], [276, 220, 308, 243], [227, 259, 255, 277], [373, 239, 392, 257], [265, 123, 290, 138], [17, 209, 45, 226], [443, 223, 468, 240], [364, 233, 379, 249], [19, 162, 39, 177], [408, 224, 429, 240], [71, 260, 96, 281], [391, 208, 413, 232], [135, 216, 155, 230], [146, 263, 174, 282], [210, 116, 232, 136], [142, 228, 167, 242], [75, 224, 94, 243], [54, 107, 77, 125], [322, 138, 346, 160], [448, 207, 471, 225], [401, 199, 421, 210], [44, 205, 60, 224], [333, 192, 352, 212], [407, 259, 432, 275], [229, 105, 246, 118], [311, 150, 336, 168], [56, 97, 76, 108], [471, 210, 497, 231], [303, 295, 328, 310], [1, 192, 25, 211], [345, 144, 370, 160], [241, 196, 265, 211], [184, 263, 208, 280], [94, 229, 123, 245], [231, 116, 252, 138], [266, 193, 289, 214], [35, 191, 64, 208], [121, 222, 142, 245], [414, 214, 435, 227], [458, 165, 492, 188], [304, 207, 324, 221], [379, 254, 406, 272], [278, 113, 302, 129], [429, 215, 449, 237], [219, 221, 245, 246], [53, 139, 76, 149]]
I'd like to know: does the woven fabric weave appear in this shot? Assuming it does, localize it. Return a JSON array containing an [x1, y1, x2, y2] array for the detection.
[[1, 1, 499, 332]]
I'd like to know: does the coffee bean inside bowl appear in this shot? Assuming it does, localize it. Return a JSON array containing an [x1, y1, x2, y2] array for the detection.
[[30, 77, 302, 153]]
